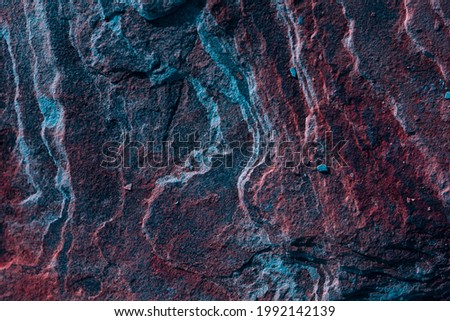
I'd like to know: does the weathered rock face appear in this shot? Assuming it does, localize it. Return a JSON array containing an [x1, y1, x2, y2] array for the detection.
[[131, 0, 189, 21], [0, 0, 449, 300]]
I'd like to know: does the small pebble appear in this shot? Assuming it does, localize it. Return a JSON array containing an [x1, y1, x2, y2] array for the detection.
[[124, 184, 132, 191], [407, 197, 416, 204], [298, 16, 304, 25], [317, 164, 329, 173], [445, 91, 450, 100], [290, 67, 298, 78]]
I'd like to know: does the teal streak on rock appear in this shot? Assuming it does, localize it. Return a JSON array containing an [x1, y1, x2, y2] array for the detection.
[[38, 96, 59, 128]]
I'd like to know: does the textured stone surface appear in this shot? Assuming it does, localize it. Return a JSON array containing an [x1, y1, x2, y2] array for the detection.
[[1, 0, 449, 300], [131, 0, 189, 21]]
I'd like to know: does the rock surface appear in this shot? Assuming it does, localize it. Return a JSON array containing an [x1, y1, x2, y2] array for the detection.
[[1, 0, 449, 300]]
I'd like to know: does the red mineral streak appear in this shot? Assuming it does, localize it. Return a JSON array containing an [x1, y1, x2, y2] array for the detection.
[[0, 0, 448, 300]]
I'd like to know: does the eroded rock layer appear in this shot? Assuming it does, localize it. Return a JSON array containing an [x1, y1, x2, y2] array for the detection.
[[1, 0, 449, 300]]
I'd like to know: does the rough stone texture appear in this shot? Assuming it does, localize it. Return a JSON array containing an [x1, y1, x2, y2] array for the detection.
[[1, 0, 449, 300], [131, 0, 189, 21]]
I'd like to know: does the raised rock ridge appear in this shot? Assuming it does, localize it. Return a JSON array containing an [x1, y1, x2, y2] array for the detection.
[[0, 0, 449, 300]]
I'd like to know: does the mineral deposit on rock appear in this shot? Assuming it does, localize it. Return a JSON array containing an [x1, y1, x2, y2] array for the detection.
[[1, 0, 449, 300]]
